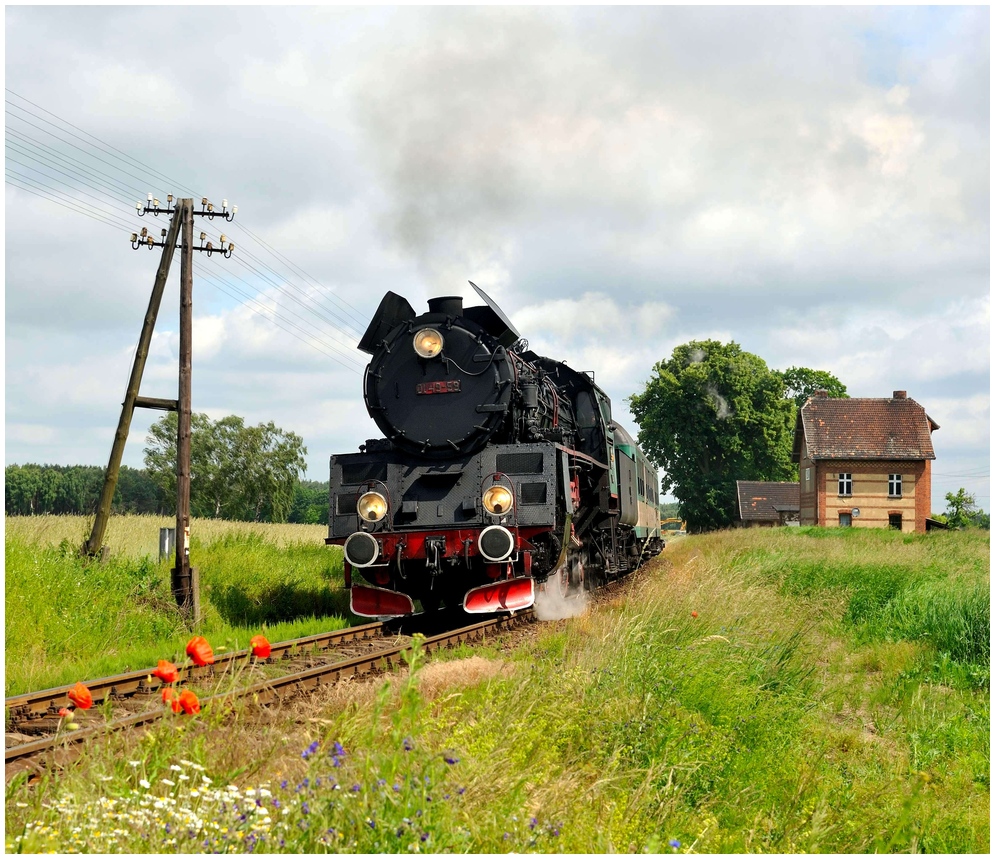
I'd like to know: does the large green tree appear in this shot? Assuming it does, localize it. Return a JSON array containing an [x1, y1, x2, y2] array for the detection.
[[629, 341, 798, 532], [944, 488, 989, 530], [144, 413, 307, 522], [778, 366, 849, 408]]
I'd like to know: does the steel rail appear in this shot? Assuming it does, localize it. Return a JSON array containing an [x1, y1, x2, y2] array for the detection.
[[5, 621, 390, 722], [5, 613, 532, 770]]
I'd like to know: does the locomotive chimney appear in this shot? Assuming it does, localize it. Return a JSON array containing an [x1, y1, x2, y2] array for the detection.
[[428, 296, 464, 317]]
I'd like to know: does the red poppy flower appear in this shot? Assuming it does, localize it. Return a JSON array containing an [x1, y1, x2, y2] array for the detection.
[[162, 687, 181, 713], [58, 707, 73, 718], [178, 689, 201, 715], [691, 610, 699, 618], [68, 682, 93, 710], [250, 634, 271, 659], [152, 660, 179, 684], [186, 636, 214, 666]]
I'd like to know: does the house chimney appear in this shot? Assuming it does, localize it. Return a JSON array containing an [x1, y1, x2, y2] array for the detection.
[[893, 390, 907, 399], [813, 389, 828, 398]]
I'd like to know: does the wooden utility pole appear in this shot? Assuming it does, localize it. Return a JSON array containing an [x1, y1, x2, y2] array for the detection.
[[85, 207, 182, 558], [173, 199, 196, 618], [85, 194, 236, 626]]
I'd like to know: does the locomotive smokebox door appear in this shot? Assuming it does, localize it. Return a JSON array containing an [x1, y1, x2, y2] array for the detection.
[[364, 303, 514, 458]]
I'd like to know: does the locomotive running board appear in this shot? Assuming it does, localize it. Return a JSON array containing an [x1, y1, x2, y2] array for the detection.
[[350, 585, 416, 618], [463, 578, 535, 614]]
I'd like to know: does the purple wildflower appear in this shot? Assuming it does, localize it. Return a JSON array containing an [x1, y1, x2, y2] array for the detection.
[[403, 737, 414, 751], [670, 839, 681, 849], [444, 754, 460, 765], [302, 740, 319, 760], [351, 783, 361, 792]]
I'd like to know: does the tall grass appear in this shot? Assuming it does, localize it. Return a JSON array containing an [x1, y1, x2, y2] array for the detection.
[[4, 515, 345, 695], [5, 525, 989, 852], [728, 527, 990, 684], [7, 532, 990, 853], [4, 514, 327, 558]]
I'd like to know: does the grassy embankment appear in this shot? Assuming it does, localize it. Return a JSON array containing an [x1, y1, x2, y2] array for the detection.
[[4, 515, 346, 695], [5, 523, 990, 853]]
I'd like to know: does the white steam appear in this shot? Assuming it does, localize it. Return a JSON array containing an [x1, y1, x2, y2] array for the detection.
[[534, 561, 589, 621]]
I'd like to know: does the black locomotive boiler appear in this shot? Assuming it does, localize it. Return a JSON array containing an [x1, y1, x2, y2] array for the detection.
[[327, 283, 663, 617]]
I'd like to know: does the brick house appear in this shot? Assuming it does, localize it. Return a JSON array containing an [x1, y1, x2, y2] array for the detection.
[[735, 481, 800, 527], [792, 390, 939, 533]]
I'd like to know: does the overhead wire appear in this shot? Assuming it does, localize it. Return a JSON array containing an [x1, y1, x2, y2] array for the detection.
[[5, 90, 371, 370], [4, 166, 363, 368], [6, 88, 371, 330]]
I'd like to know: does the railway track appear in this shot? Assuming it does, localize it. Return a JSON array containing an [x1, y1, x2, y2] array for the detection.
[[5, 612, 534, 781]]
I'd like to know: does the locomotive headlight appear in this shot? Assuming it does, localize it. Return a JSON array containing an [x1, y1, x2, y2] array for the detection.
[[482, 485, 514, 515], [357, 491, 388, 522], [413, 327, 444, 358]]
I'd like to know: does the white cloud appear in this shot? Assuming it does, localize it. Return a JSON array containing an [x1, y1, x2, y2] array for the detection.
[[4, 6, 989, 506]]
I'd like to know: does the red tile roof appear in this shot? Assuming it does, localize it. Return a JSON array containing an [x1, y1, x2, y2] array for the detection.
[[736, 481, 800, 521], [794, 394, 938, 462]]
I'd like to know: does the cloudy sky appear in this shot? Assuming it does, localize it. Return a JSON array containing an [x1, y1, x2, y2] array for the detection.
[[5, 6, 990, 512]]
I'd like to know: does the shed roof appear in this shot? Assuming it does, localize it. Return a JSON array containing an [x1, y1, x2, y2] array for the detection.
[[736, 481, 800, 522], [792, 392, 938, 462]]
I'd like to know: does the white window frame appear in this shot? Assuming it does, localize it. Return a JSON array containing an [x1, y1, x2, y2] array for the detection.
[[838, 473, 852, 497], [888, 474, 902, 497]]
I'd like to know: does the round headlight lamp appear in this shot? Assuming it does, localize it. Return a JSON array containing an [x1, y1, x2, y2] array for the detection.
[[482, 485, 514, 515], [357, 491, 388, 522], [413, 328, 444, 359]]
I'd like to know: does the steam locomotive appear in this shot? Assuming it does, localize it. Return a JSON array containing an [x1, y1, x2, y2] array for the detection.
[[327, 283, 663, 617]]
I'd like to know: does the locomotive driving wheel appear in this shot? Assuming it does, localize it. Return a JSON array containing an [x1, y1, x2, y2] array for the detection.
[[553, 554, 585, 599]]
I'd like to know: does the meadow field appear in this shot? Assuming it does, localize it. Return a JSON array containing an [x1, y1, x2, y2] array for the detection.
[[4, 518, 990, 853], [4, 515, 345, 695]]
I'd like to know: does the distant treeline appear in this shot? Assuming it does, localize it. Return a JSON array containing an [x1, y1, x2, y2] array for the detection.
[[4, 464, 329, 525]]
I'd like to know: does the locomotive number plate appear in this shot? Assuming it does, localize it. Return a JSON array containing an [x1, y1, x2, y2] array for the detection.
[[416, 380, 461, 395]]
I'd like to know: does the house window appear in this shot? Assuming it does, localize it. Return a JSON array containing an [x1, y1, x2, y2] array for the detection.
[[888, 474, 902, 497], [889, 514, 902, 530], [839, 512, 852, 527], [804, 467, 811, 488], [838, 473, 852, 496]]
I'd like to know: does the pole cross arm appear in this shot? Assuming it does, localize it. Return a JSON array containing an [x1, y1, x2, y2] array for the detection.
[[134, 396, 179, 412]]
